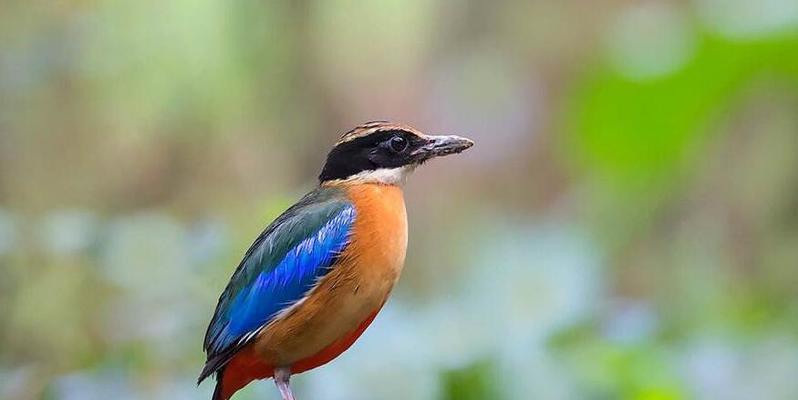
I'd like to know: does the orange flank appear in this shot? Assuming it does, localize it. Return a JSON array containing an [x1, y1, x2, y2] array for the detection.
[[293, 307, 381, 374], [219, 308, 382, 400]]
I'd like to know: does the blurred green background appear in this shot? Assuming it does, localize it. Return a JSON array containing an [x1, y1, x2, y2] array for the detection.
[[2, 1, 798, 399]]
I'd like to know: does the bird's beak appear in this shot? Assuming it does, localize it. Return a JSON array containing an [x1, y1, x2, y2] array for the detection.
[[412, 134, 475, 161]]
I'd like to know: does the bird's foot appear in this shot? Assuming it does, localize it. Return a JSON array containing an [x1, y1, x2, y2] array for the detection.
[[274, 367, 296, 400]]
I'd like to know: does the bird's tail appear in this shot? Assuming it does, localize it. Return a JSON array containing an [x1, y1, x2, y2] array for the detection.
[[211, 368, 248, 400], [211, 369, 225, 400]]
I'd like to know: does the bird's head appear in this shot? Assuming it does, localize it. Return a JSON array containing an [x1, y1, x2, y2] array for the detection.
[[319, 121, 474, 185]]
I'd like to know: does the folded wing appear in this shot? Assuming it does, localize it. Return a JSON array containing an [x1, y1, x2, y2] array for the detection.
[[199, 187, 355, 383]]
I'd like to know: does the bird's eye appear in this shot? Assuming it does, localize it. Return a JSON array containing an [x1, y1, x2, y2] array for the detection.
[[388, 135, 409, 153]]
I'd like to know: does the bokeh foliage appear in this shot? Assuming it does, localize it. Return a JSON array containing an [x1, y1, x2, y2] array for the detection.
[[2, 1, 798, 399]]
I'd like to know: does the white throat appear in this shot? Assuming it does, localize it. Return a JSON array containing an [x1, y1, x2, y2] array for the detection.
[[336, 166, 416, 185]]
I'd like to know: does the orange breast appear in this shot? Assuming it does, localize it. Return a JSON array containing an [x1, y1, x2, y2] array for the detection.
[[249, 183, 408, 368]]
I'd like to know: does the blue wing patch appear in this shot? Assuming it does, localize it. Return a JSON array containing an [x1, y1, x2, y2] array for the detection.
[[207, 205, 355, 356]]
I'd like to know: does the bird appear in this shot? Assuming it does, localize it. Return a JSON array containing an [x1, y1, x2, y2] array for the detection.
[[198, 121, 474, 400]]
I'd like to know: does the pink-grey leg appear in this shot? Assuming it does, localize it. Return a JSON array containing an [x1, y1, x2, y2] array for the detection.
[[274, 367, 296, 400]]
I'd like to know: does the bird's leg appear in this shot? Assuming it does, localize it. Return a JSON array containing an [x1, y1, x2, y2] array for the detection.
[[274, 367, 296, 400]]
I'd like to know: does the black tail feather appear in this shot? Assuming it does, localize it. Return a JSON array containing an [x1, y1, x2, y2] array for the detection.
[[198, 345, 238, 385], [211, 369, 225, 400]]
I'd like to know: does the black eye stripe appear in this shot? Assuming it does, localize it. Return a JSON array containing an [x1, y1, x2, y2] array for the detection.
[[320, 129, 422, 181]]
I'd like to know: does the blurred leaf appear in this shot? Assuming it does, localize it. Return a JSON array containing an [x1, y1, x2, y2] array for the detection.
[[442, 360, 503, 400], [566, 31, 798, 185]]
